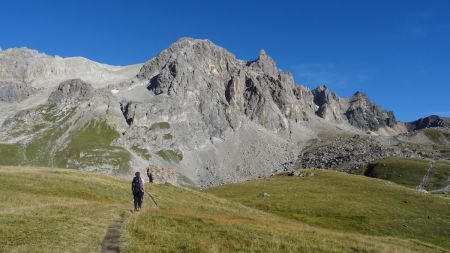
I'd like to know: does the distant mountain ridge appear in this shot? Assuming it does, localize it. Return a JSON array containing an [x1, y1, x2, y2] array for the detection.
[[406, 115, 450, 131], [0, 38, 447, 187]]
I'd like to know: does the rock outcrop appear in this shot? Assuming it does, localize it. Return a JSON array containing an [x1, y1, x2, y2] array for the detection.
[[0, 48, 55, 84], [146, 164, 178, 185], [137, 38, 316, 136], [48, 79, 94, 104], [343, 92, 397, 131], [406, 115, 450, 131], [312, 85, 344, 122], [310, 87, 399, 132]]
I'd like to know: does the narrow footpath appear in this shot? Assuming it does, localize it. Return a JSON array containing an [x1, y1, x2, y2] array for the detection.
[[416, 160, 434, 192], [100, 213, 130, 253]]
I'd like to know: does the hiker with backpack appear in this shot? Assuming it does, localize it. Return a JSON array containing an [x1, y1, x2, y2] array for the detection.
[[132, 172, 145, 212]]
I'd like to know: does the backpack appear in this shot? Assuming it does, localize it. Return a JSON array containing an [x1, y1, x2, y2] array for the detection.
[[132, 177, 142, 193]]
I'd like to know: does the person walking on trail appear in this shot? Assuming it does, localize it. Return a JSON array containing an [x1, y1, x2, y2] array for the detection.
[[132, 172, 144, 212], [146, 167, 153, 183]]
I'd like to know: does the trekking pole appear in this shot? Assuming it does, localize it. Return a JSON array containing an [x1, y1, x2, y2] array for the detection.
[[145, 192, 158, 208]]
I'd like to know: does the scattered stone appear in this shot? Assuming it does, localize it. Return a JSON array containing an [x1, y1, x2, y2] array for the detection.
[[258, 192, 270, 198], [295, 135, 418, 173], [287, 170, 315, 177], [288, 171, 301, 177]]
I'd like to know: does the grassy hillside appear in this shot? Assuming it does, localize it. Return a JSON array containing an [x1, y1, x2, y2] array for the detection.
[[125, 184, 447, 253], [2, 166, 448, 252], [56, 120, 132, 173], [423, 129, 450, 145], [0, 105, 132, 173], [0, 166, 130, 253], [364, 157, 450, 191], [207, 170, 450, 250], [429, 162, 450, 190]]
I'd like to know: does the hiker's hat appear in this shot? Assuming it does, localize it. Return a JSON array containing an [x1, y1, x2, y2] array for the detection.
[[135, 171, 140, 176]]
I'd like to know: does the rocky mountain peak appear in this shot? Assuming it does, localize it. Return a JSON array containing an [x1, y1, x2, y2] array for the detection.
[[351, 91, 369, 100], [136, 38, 317, 133], [311, 85, 343, 122], [137, 38, 405, 134], [345, 91, 397, 131], [0, 38, 437, 188], [1, 47, 43, 57], [246, 49, 278, 77], [137, 37, 236, 81], [0, 47, 54, 83]]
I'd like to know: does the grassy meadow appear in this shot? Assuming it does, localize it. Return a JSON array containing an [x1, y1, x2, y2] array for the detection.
[[1, 166, 449, 252], [207, 169, 450, 250], [364, 157, 450, 191], [0, 166, 131, 253]]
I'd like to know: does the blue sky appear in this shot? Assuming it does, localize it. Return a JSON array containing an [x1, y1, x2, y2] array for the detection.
[[1, 0, 449, 121]]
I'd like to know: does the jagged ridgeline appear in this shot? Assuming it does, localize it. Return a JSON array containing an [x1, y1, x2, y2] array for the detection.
[[0, 38, 448, 186]]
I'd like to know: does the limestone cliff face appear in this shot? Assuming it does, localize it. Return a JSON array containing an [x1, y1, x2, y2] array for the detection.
[[0, 48, 56, 84], [0, 47, 141, 89], [137, 38, 316, 137], [310, 86, 398, 131], [343, 92, 397, 131], [312, 85, 344, 122], [0, 81, 37, 102]]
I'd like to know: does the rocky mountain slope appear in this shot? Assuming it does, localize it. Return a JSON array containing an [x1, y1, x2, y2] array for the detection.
[[406, 115, 450, 131], [0, 38, 448, 187]]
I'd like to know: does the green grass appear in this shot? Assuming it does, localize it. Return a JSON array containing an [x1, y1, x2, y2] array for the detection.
[[429, 161, 450, 190], [1, 166, 447, 252], [131, 145, 151, 160], [148, 122, 170, 131], [124, 183, 445, 253], [0, 143, 23, 165], [156, 149, 183, 163], [433, 144, 450, 154], [40, 104, 60, 122], [207, 169, 450, 250], [58, 120, 132, 173], [423, 129, 450, 145], [0, 166, 130, 253], [0, 111, 133, 173], [163, 133, 173, 140], [0, 104, 76, 167], [364, 157, 450, 191], [25, 123, 70, 166], [364, 157, 429, 188], [3, 105, 66, 140], [0, 123, 71, 167]]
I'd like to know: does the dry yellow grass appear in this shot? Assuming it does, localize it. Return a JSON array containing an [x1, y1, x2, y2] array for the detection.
[[0, 166, 130, 253], [123, 183, 448, 253], [1, 166, 448, 253]]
